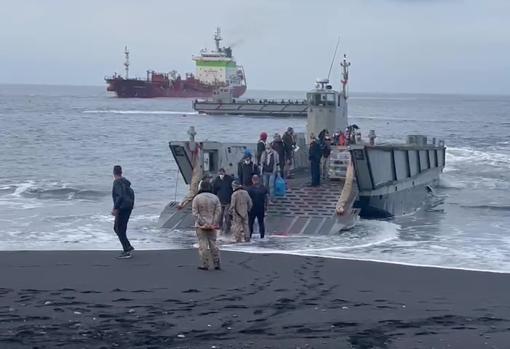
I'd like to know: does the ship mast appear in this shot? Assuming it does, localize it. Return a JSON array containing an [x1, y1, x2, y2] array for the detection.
[[341, 54, 351, 100], [214, 27, 222, 52], [124, 46, 130, 79]]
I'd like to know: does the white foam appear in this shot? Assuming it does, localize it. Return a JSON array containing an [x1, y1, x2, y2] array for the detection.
[[83, 110, 198, 115], [223, 220, 400, 255], [9, 181, 35, 197], [447, 147, 510, 166], [438, 176, 467, 189]]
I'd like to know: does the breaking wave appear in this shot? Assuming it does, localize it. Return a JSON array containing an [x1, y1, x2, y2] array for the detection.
[[5, 181, 107, 200], [459, 204, 510, 212], [83, 110, 198, 115], [222, 220, 400, 257], [438, 177, 466, 189], [447, 147, 510, 166]]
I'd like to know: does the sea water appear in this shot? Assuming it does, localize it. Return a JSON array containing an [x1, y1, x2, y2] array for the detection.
[[1, 84, 510, 272]]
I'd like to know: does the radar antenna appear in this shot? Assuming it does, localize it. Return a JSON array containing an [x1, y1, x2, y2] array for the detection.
[[327, 36, 341, 81], [214, 27, 222, 51], [124, 46, 130, 79], [341, 54, 351, 100]]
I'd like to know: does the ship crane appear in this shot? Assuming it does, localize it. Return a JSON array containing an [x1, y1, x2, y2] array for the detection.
[[124, 46, 130, 79]]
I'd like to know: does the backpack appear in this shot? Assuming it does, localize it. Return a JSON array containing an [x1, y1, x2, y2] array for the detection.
[[121, 182, 135, 210]]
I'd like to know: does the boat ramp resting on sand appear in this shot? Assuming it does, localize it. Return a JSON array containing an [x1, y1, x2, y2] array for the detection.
[[159, 55, 446, 235]]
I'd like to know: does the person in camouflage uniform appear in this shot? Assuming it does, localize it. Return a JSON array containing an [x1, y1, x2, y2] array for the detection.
[[192, 180, 222, 270], [229, 180, 253, 243]]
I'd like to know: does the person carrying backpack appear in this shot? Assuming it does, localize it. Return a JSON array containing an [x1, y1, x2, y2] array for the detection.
[[111, 165, 135, 259]]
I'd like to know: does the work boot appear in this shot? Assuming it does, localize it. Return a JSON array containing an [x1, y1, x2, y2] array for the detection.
[[116, 251, 132, 259]]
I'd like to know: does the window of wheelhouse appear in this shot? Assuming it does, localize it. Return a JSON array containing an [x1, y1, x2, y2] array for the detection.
[[308, 93, 336, 106]]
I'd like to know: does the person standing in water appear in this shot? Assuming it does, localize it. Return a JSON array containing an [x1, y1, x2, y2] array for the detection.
[[111, 165, 135, 259], [192, 180, 222, 270], [212, 168, 234, 235], [230, 180, 253, 243], [248, 175, 268, 239]]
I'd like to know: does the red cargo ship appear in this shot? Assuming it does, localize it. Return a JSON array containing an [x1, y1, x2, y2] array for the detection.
[[105, 28, 247, 98]]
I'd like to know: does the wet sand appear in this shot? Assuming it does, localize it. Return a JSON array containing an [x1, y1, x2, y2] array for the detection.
[[0, 249, 509, 348]]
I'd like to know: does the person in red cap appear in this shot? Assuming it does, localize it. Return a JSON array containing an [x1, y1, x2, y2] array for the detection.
[[256, 132, 268, 170]]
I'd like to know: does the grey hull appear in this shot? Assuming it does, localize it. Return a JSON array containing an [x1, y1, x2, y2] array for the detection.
[[356, 179, 439, 218]]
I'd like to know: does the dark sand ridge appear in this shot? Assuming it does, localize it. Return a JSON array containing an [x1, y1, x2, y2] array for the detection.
[[0, 250, 509, 348]]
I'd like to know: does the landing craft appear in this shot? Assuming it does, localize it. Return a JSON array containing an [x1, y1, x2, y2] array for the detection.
[[158, 55, 446, 234]]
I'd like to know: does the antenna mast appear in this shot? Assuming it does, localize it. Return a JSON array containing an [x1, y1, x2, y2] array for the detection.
[[341, 54, 351, 99], [124, 46, 130, 79], [327, 36, 341, 81], [214, 27, 222, 51]]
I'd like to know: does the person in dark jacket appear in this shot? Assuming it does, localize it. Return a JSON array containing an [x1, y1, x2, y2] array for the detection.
[[111, 165, 135, 259], [322, 135, 332, 180], [238, 150, 257, 187], [282, 127, 296, 178], [308, 135, 322, 186], [212, 168, 234, 235], [256, 132, 268, 169], [248, 175, 268, 239], [271, 133, 286, 178]]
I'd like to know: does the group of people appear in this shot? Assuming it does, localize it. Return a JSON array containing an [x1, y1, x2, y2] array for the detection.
[[239, 127, 297, 196], [211, 169, 268, 243], [188, 127, 299, 270], [308, 129, 333, 187], [307, 125, 361, 187], [190, 172, 268, 270]]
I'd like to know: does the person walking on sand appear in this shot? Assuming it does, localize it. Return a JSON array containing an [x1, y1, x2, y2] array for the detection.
[[111, 165, 135, 259], [229, 180, 252, 243], [212, 168, 233, 235], [191, 180, 222, 270]]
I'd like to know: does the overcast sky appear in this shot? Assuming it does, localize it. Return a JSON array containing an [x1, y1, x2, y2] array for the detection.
[[1, 0, 508, 94]]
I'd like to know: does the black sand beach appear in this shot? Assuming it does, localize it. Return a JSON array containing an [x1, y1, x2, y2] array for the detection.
[[1, 250, 509, 348]]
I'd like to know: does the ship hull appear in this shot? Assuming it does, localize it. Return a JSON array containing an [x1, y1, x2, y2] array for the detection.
[[350, 144, 446, 218], [355, 177, 440, 218], [106, 78, 246, 98]]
